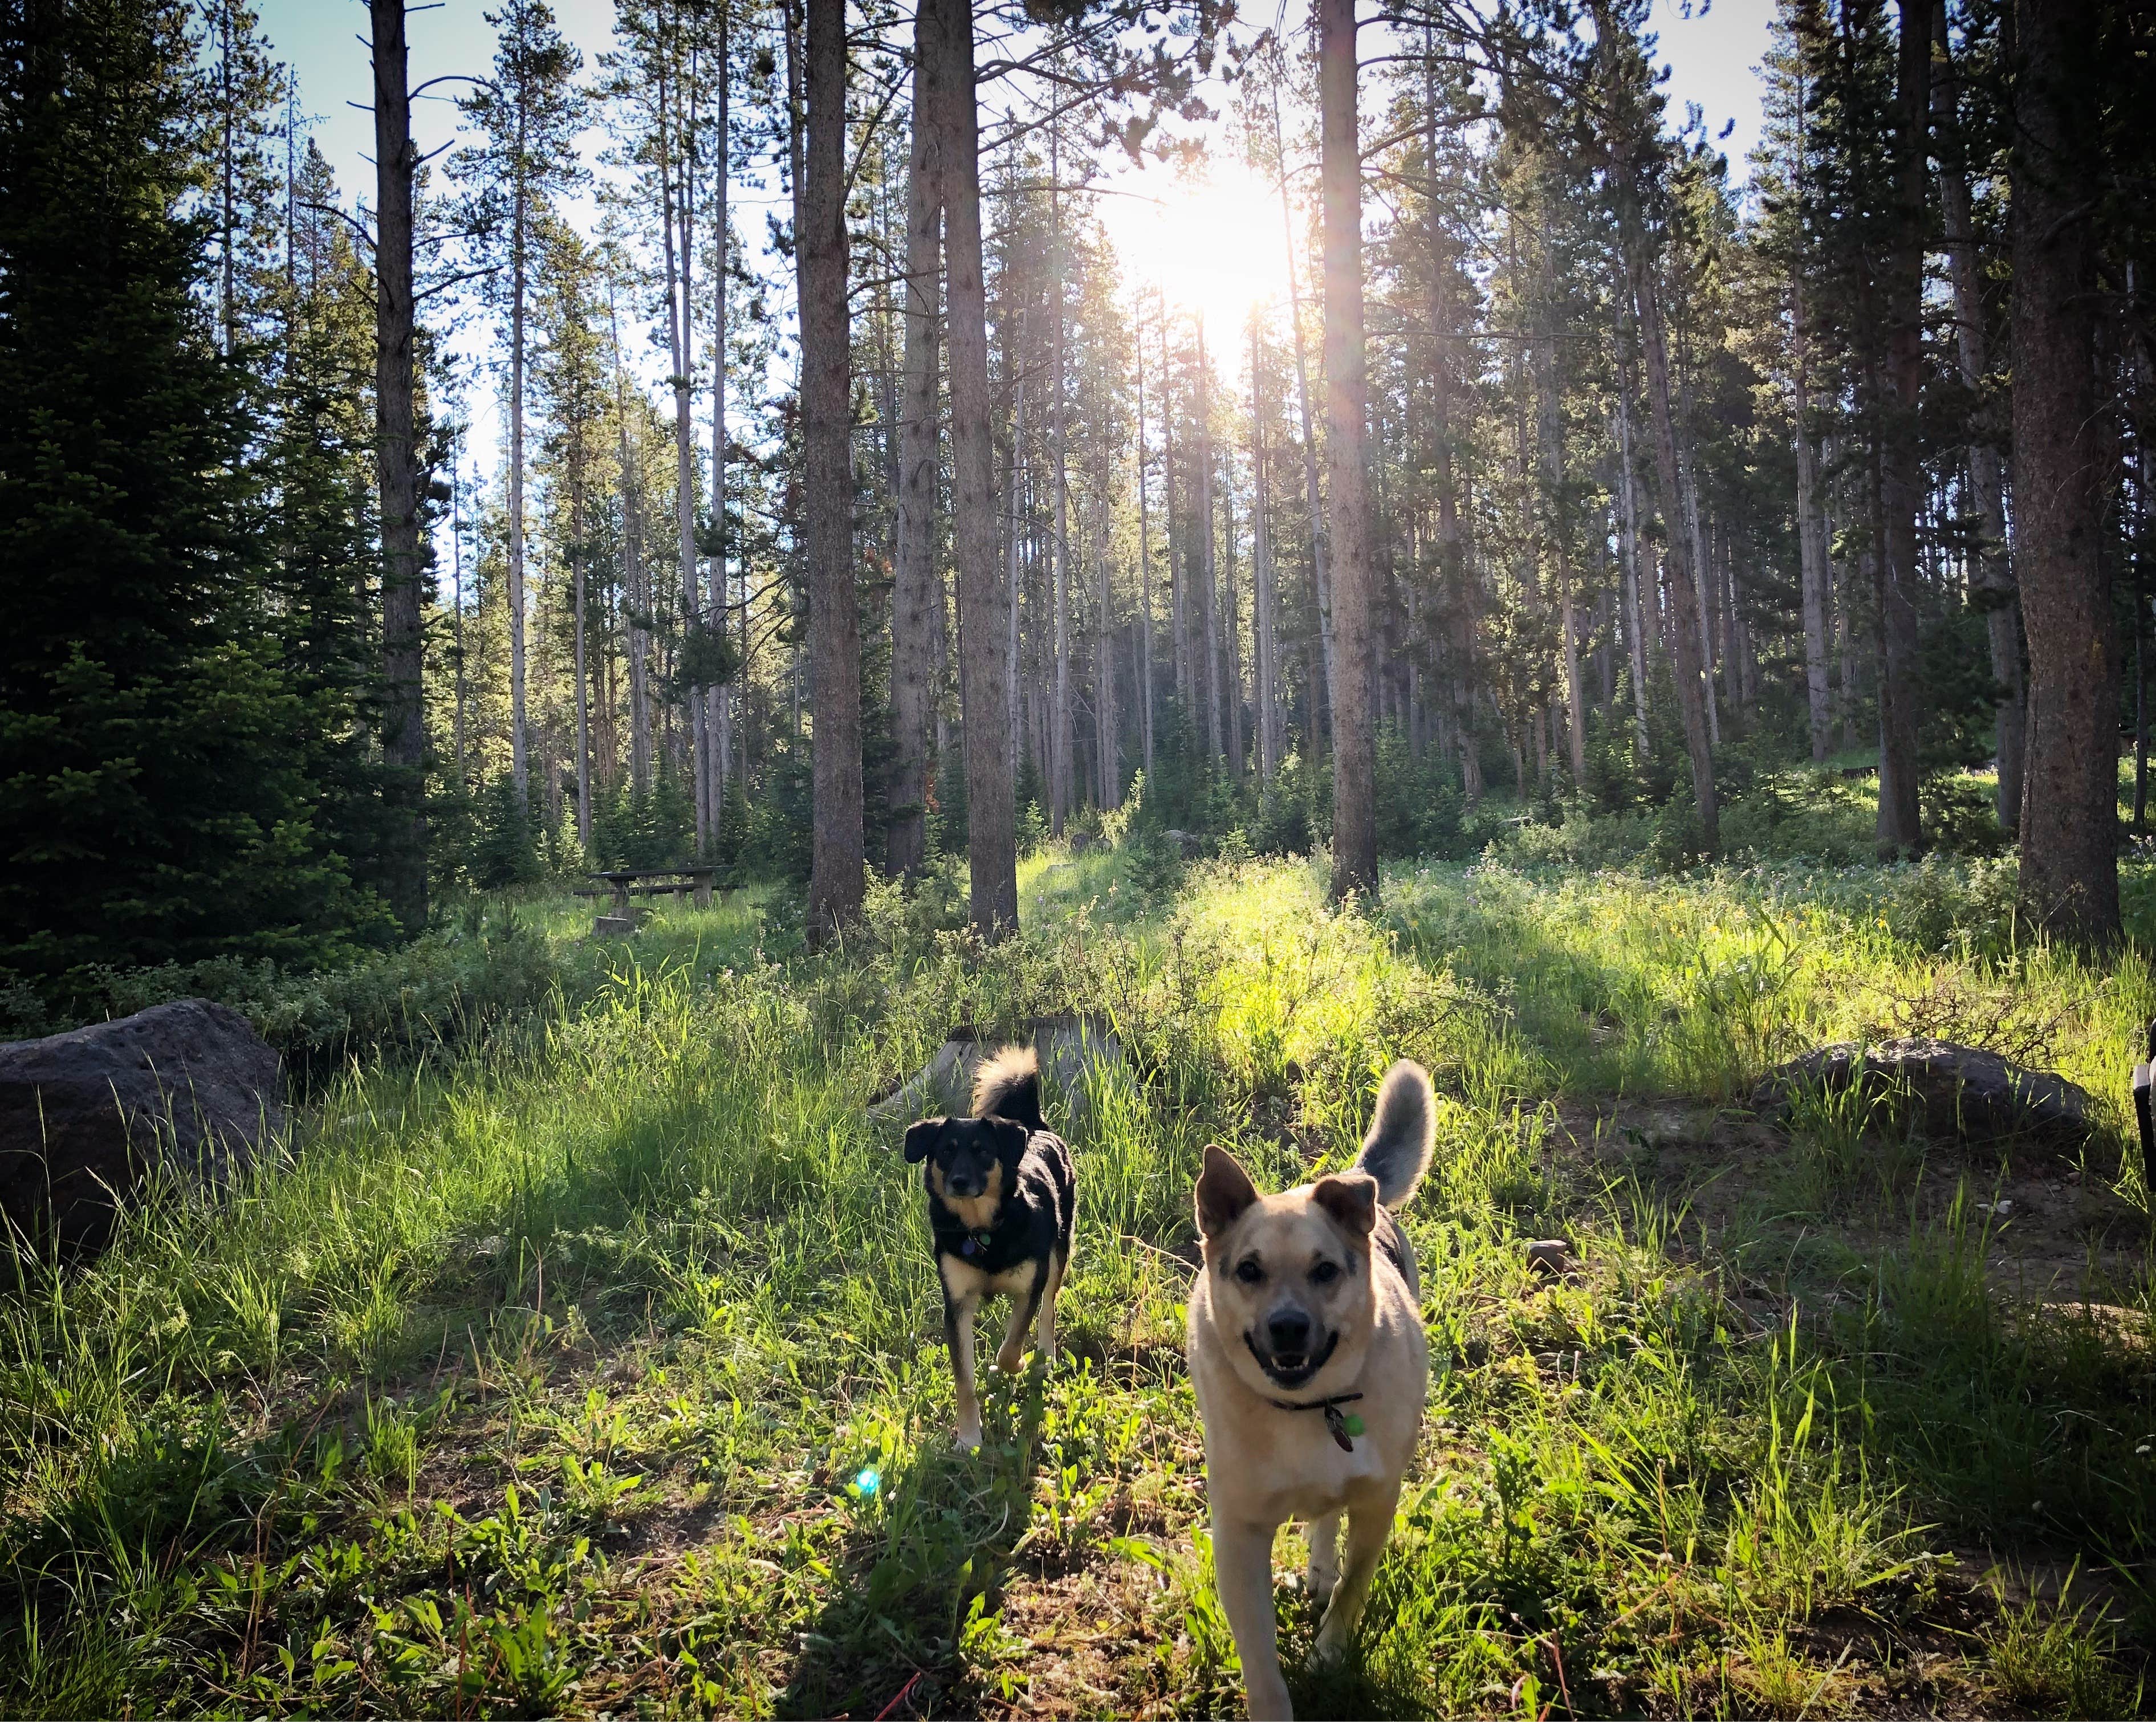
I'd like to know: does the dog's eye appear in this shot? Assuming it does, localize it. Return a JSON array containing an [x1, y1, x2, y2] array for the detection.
[[1234, 1259, 1263, 1285], [1311, 1260, 1340, 1285]]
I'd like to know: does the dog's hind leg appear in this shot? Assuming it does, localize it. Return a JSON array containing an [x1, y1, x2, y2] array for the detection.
[[1304, 1511, 1341, 1609], [1212, 1515, 1292, 1719], [995, 1260, 1043, 1374], [1033, 1247, 1067, 1362], [1311, 1481, 1400, 1669]]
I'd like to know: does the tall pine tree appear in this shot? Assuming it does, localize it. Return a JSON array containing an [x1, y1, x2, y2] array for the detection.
[[0, 0, 381, 994]]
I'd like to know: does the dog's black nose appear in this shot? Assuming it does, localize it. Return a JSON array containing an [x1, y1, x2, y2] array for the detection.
[[1266, 1309, 1312, 1355]]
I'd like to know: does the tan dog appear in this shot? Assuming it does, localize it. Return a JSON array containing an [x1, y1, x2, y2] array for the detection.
[[1187, 1060, 1435, 1720]]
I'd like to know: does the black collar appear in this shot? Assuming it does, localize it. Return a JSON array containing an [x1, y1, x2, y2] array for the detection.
[[1267, 1390, 1366, 1452]]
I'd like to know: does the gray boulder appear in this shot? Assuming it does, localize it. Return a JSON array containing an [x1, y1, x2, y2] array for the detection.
[[1752, 1037, 2092, 1149], [1, 999, 285, 1253]]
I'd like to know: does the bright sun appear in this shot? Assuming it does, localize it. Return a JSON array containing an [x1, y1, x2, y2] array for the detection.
[[1100, 157, 1293, 336]]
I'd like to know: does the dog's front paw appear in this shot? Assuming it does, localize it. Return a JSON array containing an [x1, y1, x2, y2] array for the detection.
[[1309, 1618, 1353, 1670], [1242, 1667, 1295, 1720], [955, 1419, 982, 1451], [994, 1341, 1026, 1374]]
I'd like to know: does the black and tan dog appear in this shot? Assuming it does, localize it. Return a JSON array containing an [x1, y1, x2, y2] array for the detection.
[[905, 1047, 1075, 1449]]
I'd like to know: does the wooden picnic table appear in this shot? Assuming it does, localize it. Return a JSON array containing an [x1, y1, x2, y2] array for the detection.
[[579, 867, 716, 914]]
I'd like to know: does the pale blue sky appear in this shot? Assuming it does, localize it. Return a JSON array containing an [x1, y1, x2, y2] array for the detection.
[[262, 0, 1773, 229], [256, 0, 1774, 472]]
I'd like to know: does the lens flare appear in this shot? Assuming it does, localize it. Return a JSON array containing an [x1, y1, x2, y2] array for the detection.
[[853, 1467, 881, 1497]]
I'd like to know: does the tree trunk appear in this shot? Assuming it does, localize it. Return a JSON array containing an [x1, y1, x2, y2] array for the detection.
[[1197, 319, 1223, 764], [1318, 0, 1375, 898], [1536, 288, 1585, 783], [710, 12, 732, 833], [572, 467, 591, 850], [1675, 428, 1718, 749], [1272, 71, 1333, 748], [1628, 247, 1718, 849], [1049, 124, 1070, 833], [1614, 388, 1650, 757], [1004, 308, 1026, 788], [658, 46, 707, 853], [1932, 0, 2024, 829], [1792, 276, 1833, 763], [1094, 457, 1117, 807], [608, 279, 652, 793], [371, 0, 426, 934], [800, 0, 861, 938], [1137, 333, 1156, 778], [509, 183, 531, 803], [1872, 0, 1929, 856], [928, 0, 1015, 937], [1252, 319, 1279, 779], [2011, 0, 2120, 947], [451, 451, 469, 785], [888, 1, 941, 876], [1225, 466, 1243, 776], [1161, 299, 1188, 720]]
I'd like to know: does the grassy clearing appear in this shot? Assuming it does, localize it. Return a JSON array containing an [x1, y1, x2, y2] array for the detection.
[[2, 848, 2152, 1717]]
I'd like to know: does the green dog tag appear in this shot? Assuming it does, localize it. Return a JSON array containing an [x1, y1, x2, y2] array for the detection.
[[1343, 1413, 1365, 1438]]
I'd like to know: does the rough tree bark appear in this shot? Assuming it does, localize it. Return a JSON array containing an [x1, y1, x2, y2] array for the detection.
[[607, 278, 652, 791], [1161, 298, 1187, 718], [1629, 249, 1718, 849], [929, 0, 1015, 937], [571, 449, 591, 850], [1318, 0, 1376, 898], [709, 10, 731, 825], [1614, 376, 1650, 758], [1251, 319, 1279, 779], [658, 47, 709, 853], [2011, 0, 2121, 947], [1536, 276, 1585, 783], [370, 0, 426, 935], [1136, 333, 1156, 777], [1093, 452, 1117, 807], [1873, 0, 1928, 856], [506, 111, 531, 802], [1273, 68, 1333, 748], [800, 0, 861, 937], [888, 0, 942, 877], [1792, 274, 1834, 763], [1932, 0, 2024, 828], [1197, 320, 1223, 764], [1049, 123, 1070, 832]]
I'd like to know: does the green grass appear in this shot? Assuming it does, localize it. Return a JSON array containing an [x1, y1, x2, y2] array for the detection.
[[2, 847, 2151, 1716]]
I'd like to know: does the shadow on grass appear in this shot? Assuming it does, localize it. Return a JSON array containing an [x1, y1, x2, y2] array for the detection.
[[774, 1360, 1054, 1721]]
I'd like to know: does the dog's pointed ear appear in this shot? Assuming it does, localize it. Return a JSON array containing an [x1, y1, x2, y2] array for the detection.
[[1195, 1143, 1259, 1240], [1313, 1170, 1378, 1238], [904, 1118, 946, 1163]]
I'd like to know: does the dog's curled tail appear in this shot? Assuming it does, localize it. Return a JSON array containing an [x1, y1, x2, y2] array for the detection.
[[1354, 1060, 1435, 1207], [972, 1044, 1046, 1132]]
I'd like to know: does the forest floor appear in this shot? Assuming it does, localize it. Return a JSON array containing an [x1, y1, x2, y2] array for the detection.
[[3, 838, 2155, 1718]]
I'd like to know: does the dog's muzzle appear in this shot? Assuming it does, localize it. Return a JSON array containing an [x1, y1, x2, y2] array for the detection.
[[1245, 1321, 1338, 1390]]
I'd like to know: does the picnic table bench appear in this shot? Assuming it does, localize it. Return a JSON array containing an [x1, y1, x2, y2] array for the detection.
[[576, 867, 717, 915]]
